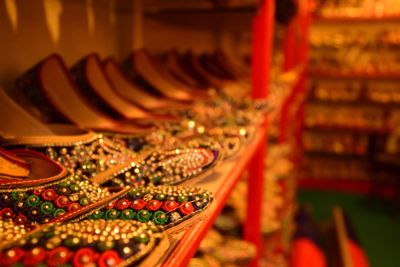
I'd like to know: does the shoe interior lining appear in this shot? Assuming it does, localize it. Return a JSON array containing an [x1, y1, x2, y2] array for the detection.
[[133, 49, 192, 101], [85, 55, 150, 119], [40, 56, 117, 129], [0, 89, 54, 138]]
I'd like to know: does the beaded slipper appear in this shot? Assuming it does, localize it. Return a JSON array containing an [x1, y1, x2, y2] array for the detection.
[[86, 185, 213, 234], [125, 49, 199, 102], [0, 148, 126, 226], [0, 90, 219, 186], [70, 53, 180, 124], [106, 139, 222, 187], [14, 54, 154, 136], [103, 57, 191, 113], [0, 219, 168, 267]]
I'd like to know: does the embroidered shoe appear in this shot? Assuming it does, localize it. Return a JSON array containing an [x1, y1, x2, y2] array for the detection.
[[87, 185, 213, 234], [0, 219, 167, 267], [0, 148, 125, 226], [107, 139, 222, 187]]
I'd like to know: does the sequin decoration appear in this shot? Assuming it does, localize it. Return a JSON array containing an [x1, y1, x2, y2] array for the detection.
[[0, 220, 164, 267], [110, 142, 220, 187], [88, 185, 212, 229], [0, 174, 110, 225]]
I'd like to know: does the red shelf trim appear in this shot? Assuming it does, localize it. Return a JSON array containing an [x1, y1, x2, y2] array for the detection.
[[160, 121, 268, 267]]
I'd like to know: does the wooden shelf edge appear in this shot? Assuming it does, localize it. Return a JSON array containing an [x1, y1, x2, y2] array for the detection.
[[160, 120, 268, 267]]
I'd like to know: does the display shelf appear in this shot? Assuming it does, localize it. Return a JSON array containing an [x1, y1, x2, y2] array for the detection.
[[375, 153, 400, 167], [307, 98, 400, 108], [305, 150, 367, 159], [145, 6, 257, 15], [313, 15, 400, 23], [0, 1, 276, 266], [298, 177, 397, 195], [159, 119, 268, 267], [304, 125, 391, 135], [310, 71, 400, 80], [298, 177, 372, 194]]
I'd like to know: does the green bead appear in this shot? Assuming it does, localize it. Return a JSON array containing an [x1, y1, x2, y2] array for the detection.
[[40, 202, 55, 214], [69, 184, 79, 192], [58, 182, 69, 187], [27, 195, 41, 207], [136, 210, 152, 222], [152, 176, 161, 184], [177, 195, 188, 203], [136, 235, 149, 244], [54, 208, 66, 217], [97, 241, 115, 252], [128, 188, 142, 196], [44, 231, 55, 238], [64, 237, 81, 248], [202, 193, 209, 199], [11, 263, 25, 267], [120, 209, 136, 220], [88, 210, 104, 220], [79, 198, 90, 206], [105, 209, 119, 220], [12, 192, 27, 200], [155, 194, 165, 201], [153, 211, 168, 225]]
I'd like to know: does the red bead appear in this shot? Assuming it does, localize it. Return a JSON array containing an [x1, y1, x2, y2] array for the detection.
[[14, 214, 28, 225], [73, 248, 98, 267], [0, 248, 25, 266], [105, 200, 116, 210], [22, 247, 46, 267], [67, 203, 81, 212], [179, 202, 194, 215], [46, 247, 72, 267], [55, 196, 70, 208], [0, 208, 14, 219], [98, 250, 122, 267], [162, 201, 179, 212], [33, 189, 43, 196], [42, 189, 58, 201], [146, 200, 162, 211], [131, 199, 146, 210], [115, 199, 131, 210]]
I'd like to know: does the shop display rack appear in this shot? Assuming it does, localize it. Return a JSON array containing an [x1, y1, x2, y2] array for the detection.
[[302, 6, 400, 185], [161, 120, 268, 266], [0, 0, 316, 266]]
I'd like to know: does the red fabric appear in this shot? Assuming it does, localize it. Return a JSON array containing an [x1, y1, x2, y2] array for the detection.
[[290, 238, 327, 267], [349, 240, 369, 267]]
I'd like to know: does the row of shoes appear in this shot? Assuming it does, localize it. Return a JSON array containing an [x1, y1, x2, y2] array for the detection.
[[0, 49, 268, 266]]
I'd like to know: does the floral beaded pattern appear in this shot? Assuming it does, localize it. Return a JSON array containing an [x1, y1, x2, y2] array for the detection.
[[87, 185, 213, 229], [0, 174, 110, 225], [30, 136, 135, 179], [0, 220, 164, 267]]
